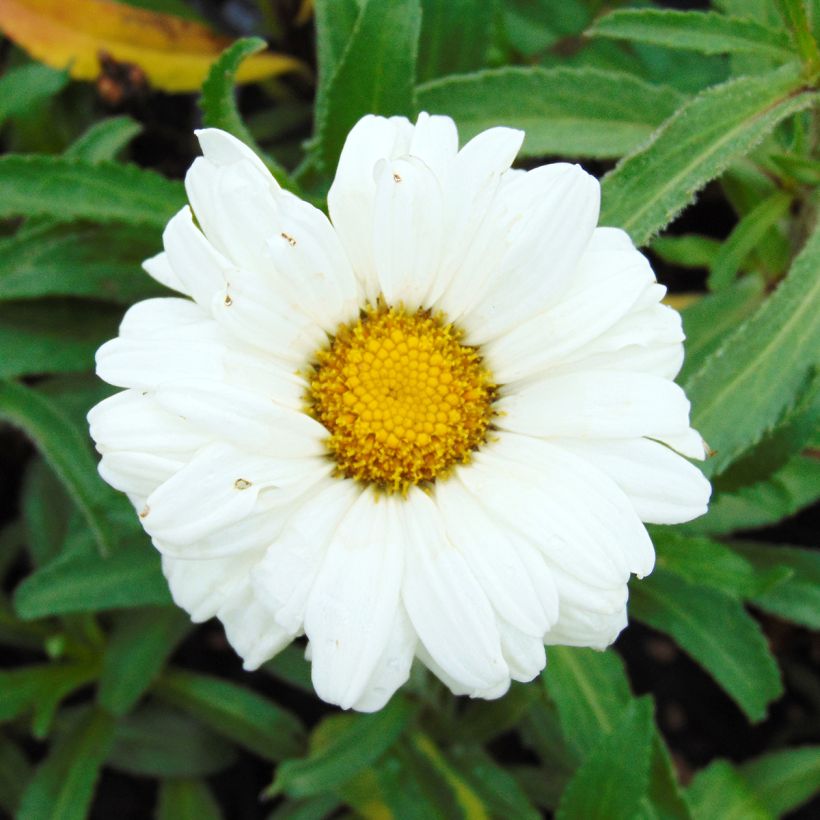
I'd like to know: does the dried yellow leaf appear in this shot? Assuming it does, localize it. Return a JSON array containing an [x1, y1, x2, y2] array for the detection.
[[0, 0, 305, 93]]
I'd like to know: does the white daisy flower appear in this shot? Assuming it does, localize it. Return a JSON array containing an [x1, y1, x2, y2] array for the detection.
[[88, 113, 711, 711]]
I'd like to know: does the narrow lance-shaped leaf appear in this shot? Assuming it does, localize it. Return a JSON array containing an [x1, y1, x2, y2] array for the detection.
[[156, 779, 223, 820], [0, 155, 184, 227], [0, 63, 68, 126], [739, 745, 820, 817], [686, 223, 820, 477], [588, 9, 795, 60], [417, 67, 685, 160], [630, 569, 783, 721], [64, 116, 143, 163], [686, 760, 770, 820], [17, 707, 116, 820], [600, 64, 815, 245], [0, 380, 133, 556], [315, 0, 421, 171], [200, 37, 295, 188]]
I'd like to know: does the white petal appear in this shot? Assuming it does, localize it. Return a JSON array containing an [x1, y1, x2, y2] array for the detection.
[[657, 427, 708, 460], [305, 489, 405, 709], [328, 115, 414, 301], [162, 550, 260, 622], [351, 604, 416, 712], [142, 442, 328, 547], [545, 606, 628, 650], [497, 370, 693, 444], [372, 156, 444, 309], [555, 438, 711, 524], [415, 643, 510, 700], [401, 489, 509, 693], [162, 207, 230, 309], [98, 451, 182, 498], [461, 163, 600, 343], [154, 379, 326, 458], [253, 479, 362, 634], [117, 297, 209, 341], [142, 251, 184, 294], [408, 112, 458, 182], [195, 127, 274, 178], [434, 478, 556, 636], [498, 620, 546, 683], [219, 594, 292, 671]]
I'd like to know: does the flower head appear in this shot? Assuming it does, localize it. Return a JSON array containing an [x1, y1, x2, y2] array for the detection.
[[89, 114, 710, 710]]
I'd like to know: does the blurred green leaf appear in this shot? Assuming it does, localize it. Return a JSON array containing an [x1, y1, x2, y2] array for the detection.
[[639, 733, 693, 820], [107, 704, 237, 778], [0, 731, 31, 817], [0, 155, 184, 227], [262, 643, 313, 693], [543, 646, 631, 757], [156, 778, 223, 820], [686, 223, 820, 477], [21, 457, 72, 567], [739, 745, 820, 816], [0, 63, 68, 127], [314, 0, 362, 127], [600, 64, 815, 245], [315, 0, 421, 171], [556, 698, 654, 820], [588, 9, 795, 60], [708, 190, 792, 289], [774, 0, 820, 70], [17, 706, 116, 820], [64, 116, 143, 163], [272, 697, 414, 798], [678, 275, 766, 383], [686, 760, 770, 819], [266, 793, 340, 820], [0, 380, 133, 557], [417, 67, 684, 160], [98, 606, 191, 715], [0, 300, 121, 378], [652, 528, 789, 599], [631, 569, 782, 721], [0, 223, 163, 303], [768, 152, 820, 184], [14, 546, 171, 619], [416, 0, 492, 82], [734, 542, 820, 629], [685, 452, 820, 536], [651, 233, 722, 269], [155, 667, 304, 761]]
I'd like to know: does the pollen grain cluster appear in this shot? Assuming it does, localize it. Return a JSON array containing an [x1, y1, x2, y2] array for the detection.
[[307, 305, 496, 492]]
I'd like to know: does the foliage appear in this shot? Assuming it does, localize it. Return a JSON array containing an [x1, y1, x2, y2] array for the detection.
[[0, 0, 818, 818]]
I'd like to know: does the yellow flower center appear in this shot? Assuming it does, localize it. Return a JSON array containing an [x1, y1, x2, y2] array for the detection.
[[307, 304, 496, 493]]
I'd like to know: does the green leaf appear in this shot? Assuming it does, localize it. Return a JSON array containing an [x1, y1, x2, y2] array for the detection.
[[0, 223, 163, 303], [0, 300, 121, 378], [640, 733, 693, 820], [600, 64, 815, 245], [651, 233, 722, 269], [17, 707, 116, 820], [734, 542, 820, 629], [21, 457, 72, 567], [775, 0, 820, 70], [272, 697, 414, 798], [685, 453, 820, 536], [14, 546, 171, 619], [155, 667, 304, 761], [652, 528, 788, 599], [686, 223, 820, 477], [686, 760, 770, 820], [266, 793, 341, 820], [0, 731, 31, 817], [98, 606, 191, 715], [588, 9, 795, 60], [678, 275, 766, 384], [448, 746, 540, 820], [0, 64, 68, 127], [314, 0, 362, 128], [315, 0, 421, 171], [556, 698, 654, 820], [200, 37, 294, 186], [630, 569, 782, 721], [417, 67, 684, 160], [708, 190, 792, 289], [739, 745, 820, 816], [0, 155, 184, 227], [542, 646, 631, 756], [0, 380, 134, 557], [262, 643, 314, 693], [769, 152, 820, 185], [416, 0, 492, 82], [156, 779, 222, 820], [107, 704, 237, 778], [64, 116, 143, 163]]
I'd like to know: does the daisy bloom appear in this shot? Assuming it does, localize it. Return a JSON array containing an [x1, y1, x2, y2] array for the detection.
[[88, 113, 711, 711]]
